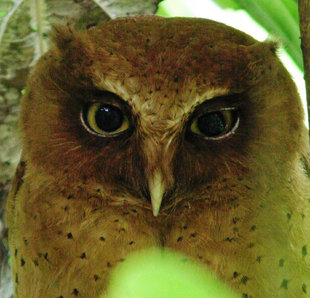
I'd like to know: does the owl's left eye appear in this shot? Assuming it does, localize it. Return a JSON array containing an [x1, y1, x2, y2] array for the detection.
[[189, 108, 239, 139], [81, 103, 130, 136]]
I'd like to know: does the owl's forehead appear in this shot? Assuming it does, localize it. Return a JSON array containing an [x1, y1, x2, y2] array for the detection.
[[85, 17, 257, 121]]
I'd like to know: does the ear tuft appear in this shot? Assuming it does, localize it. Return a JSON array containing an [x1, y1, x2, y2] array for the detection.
[[51, 21, 75, 52], [266, 40, 280, 55], [73, 6, 110, 30], [263, 36, 281, 55]]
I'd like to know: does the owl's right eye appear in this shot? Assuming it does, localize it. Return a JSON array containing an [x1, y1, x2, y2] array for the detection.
[[81, 102, 130, 137], [189, 108, 239, 140]]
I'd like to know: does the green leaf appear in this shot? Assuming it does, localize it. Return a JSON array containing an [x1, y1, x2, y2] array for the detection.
[[213, 0, 302, 70]]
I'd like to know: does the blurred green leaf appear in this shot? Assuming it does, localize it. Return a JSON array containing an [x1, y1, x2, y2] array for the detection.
[[107, 249, 239, 298], [211, 0, 242, 10], [213, 0, 302, 70]]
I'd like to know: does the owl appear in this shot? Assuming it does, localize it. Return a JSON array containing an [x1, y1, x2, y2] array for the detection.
[[6, 15, 310, 297]]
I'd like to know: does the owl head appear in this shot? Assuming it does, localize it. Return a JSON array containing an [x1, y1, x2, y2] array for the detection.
[[20, 15, 306, 216]]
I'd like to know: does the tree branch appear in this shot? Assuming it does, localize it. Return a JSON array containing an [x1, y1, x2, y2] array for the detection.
[[298, 0, 310, 133]]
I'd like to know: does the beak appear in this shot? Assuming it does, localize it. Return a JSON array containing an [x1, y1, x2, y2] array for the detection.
[[148, 169, 166, 216]]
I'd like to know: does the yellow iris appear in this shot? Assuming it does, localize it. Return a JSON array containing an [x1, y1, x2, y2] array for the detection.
[[86, 103, 130, 136]]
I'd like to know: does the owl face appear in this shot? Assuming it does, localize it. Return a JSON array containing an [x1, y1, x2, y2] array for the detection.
[[11, 16, 310, 297], [21, 16, 303, 217]]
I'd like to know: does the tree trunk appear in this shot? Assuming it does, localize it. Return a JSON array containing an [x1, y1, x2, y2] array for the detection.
[[298, 0, 310, 134]]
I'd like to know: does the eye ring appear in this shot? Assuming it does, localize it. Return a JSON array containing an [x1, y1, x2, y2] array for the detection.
[[81, 102, 131, 137], [189, 108, 239, 140]]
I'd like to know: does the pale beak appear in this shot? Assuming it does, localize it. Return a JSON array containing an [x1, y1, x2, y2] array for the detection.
[[148, 169, 165, 216]]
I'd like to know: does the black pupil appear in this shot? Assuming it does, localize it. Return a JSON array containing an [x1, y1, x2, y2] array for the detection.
[[197, 112, 226, 137], [95, 104, 124, 132]]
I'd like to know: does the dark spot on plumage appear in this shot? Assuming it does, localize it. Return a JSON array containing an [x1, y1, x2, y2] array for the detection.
[[13, 160, 26, 197], [99, 236, 105, 241], [177, 236, 183, 242], [232, 217, 239, 224], [250, 225, 256, 231], [256, 256, 262, 263], [190, 233, 197, 238], [300, 155, 310, 178], [44, 253, 48, 260], [225, 237, 235, 242], [67, 194, 74, 200], [73, 288, 79, 295], [205, 259, 211, 265], [233, 272, 239, 278], [114, 219, 119, 222], [21, 258, 25, 266], [281, 279, 289, 289], [15, 248, 18, 256], [86, 22, 97, 29], [82, 176, 88, 184], [94, 274, 99, 281], [241, 276, 249, 285], [67, 232, 73, 239], [80, 252, 86, 259], [129, 241, 134, 245], [302, 245, 307, 256], [183, 225, 187, 230]]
